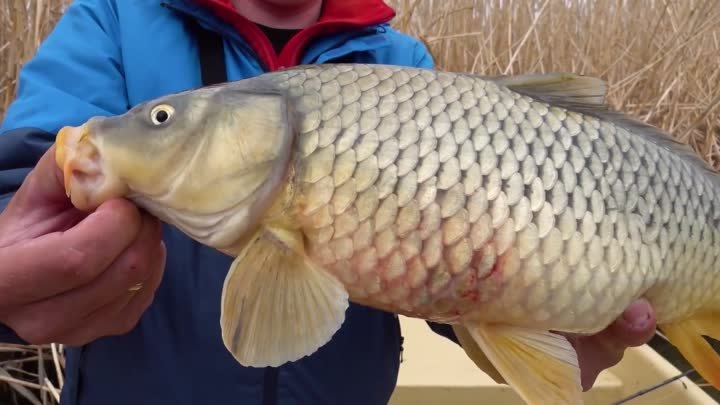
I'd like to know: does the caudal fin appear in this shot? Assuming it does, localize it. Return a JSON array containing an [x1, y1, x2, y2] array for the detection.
[[660, 312, 720, 389]]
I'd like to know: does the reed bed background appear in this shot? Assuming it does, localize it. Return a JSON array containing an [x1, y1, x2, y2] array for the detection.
[[1, 0, 719, 404]]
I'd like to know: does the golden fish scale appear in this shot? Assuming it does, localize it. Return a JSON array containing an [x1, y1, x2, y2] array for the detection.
[[269, 64, 720, 332]]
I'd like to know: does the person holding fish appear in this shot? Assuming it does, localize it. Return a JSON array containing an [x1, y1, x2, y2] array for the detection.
[[0, 1, 658, 405]]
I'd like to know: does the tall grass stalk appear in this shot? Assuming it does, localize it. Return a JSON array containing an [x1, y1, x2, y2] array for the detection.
[[0, 0, 69, 119], [1, 0, 720, 404]]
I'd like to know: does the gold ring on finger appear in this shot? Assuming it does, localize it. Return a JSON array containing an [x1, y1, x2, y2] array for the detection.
[[128, 283, 144, 292]]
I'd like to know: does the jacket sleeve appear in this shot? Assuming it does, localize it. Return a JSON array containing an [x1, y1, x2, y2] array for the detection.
[[0, 0, 129, 343], [411, 39, 434, 70]]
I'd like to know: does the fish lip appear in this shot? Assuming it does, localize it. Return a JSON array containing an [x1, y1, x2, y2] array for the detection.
[[55, 120, 127, 211], [57, 123, 94, 198]]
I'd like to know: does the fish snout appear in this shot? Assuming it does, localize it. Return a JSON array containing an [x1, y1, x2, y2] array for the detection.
[[55, 124, 128, 211]]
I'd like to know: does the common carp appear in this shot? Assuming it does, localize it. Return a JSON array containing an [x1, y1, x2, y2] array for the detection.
[[54, 63, 720, 405]]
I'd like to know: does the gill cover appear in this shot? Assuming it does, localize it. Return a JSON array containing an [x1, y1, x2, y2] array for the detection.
[[133, 86, 297, 251]]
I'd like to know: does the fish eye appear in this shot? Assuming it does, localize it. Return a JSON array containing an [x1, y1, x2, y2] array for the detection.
[[150, 104, 174, 126]]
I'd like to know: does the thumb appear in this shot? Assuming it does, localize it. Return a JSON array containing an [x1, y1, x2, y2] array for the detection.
[[5, 144, 70, 213], [607, 298, 657, 347]]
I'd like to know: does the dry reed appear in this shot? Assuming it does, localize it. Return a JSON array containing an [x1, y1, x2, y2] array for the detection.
[[1, 0, 720, 404], [0, 0, 69, 119]]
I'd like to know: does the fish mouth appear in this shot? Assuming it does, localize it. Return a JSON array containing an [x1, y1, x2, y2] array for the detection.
[[55, 122, 129, 211]]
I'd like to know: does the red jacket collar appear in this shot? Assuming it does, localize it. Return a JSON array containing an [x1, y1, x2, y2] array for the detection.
[[191, 0, 396, 71]]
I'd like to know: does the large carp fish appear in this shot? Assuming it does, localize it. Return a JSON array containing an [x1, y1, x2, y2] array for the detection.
[[54, 63, 720, 405]]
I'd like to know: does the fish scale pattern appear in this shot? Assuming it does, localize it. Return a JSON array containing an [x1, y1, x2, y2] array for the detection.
[[266, 64, 720, 331]]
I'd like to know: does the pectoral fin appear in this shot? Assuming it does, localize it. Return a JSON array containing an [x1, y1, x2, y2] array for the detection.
[[660, 313, 720, 389], [220, 225, 349, 368], [463, 323, 583, 405]]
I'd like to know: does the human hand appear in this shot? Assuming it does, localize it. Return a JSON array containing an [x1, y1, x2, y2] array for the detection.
[[0, 145, 166, 346], [566, 298, 657, 390]]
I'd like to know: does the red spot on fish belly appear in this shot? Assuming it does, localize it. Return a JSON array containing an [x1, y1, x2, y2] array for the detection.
[[460, 289, 479, 302], [459, 271, 479, 302], [458, 246, 505, 306], [487, 253, 505, 280], [470, 244, 503, 282]]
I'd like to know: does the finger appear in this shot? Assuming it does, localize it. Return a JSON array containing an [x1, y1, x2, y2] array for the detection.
[[605, 298, 657, 347], [4, 212, 163, 341], [0, 198, 143, 307], [113, 240, 166, 330], [573, 299, 657, 391], [53, 241, 166, 346], [4, 145, 68, 212], [0, 145, 86, 246], [50, 211, 162, 319]]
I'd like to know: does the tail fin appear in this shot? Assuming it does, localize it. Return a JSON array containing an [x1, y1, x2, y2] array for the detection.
[[659, 312, 720, 389]]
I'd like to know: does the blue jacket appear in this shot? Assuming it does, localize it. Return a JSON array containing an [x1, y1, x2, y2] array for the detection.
[[0, 1, 458, 404]]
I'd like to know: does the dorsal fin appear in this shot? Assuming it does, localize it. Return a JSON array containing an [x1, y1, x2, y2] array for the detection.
[[490, 72, 607, 107], [587, 108, 719, 179], [489, 72, 719, 180]]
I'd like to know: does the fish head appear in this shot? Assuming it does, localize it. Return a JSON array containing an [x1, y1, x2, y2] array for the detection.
[[55, 84, 295, 249]]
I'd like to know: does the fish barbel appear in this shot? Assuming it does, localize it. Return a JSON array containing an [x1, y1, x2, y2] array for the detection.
[[54, 63, 720, 405]]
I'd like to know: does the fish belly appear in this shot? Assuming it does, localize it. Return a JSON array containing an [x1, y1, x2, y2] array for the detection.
[[272, 64, 720, 334]]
